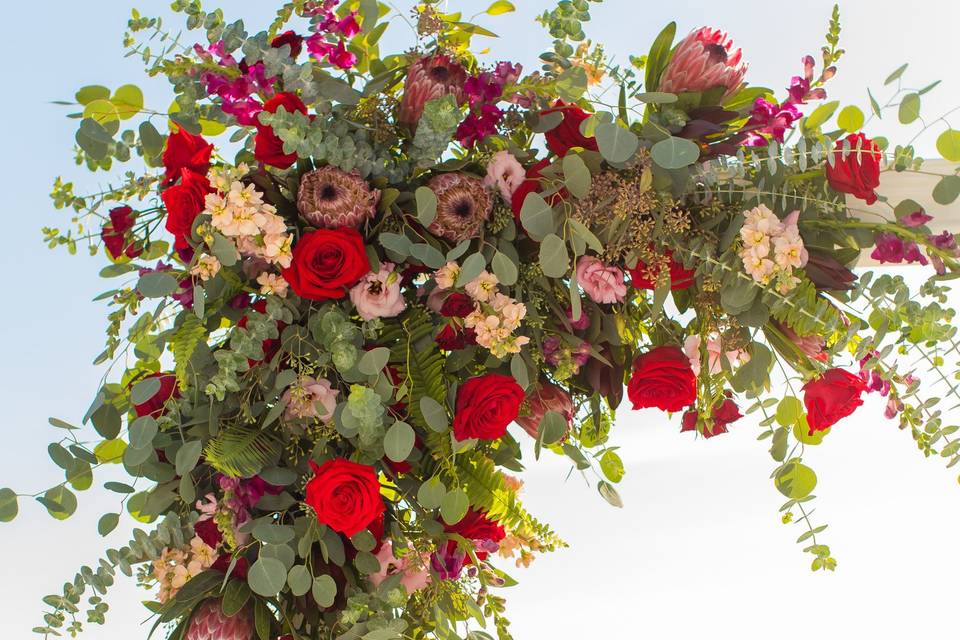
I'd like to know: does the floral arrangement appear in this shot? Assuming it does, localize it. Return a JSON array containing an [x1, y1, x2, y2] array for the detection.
[[5, 1, 960, 639]]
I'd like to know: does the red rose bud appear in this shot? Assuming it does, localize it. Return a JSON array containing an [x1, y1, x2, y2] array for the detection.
[[452, 373, 524, 441], [131, 372, 180, 418], [629, 252, 695, 290], [162, 128, 213, 186], [254, 92, 308, 169], [398, 54, 468, 132], [435, 325, 477, 351], [627, 346, 697, 413], [305, 458, 385, 537], [826, 133, 882, 205], [681, 398, 740, 439], [440, 292, 475, 318], [270, 30, 304, 58], [542, 100, 599, 157], [162, 168, 213, 250], [101, 205, 141, 259], [802, 368, 867, 433], [281, 228, 371, 301]]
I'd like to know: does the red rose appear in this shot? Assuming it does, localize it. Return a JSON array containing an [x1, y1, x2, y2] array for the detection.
[[194, 518, 222, 548], [543, 100, 599, 157], [629, 252, 695, 290], [101, 205, 140, 259], [305, 458, 385, 537], [826, 133, 881, 205], [162, 168, 212, 250], [131, 372, 180, 417], [435, 325, 477, 351], [452, 373, 524, 441], [162, 128, 213, 186], [802, 368, 867, 433], [270, 31, 303, 58], [254, 93, 308, 169], [627, 346, 697, 412], [440, 292, 475, 318], [445, 508, 505, 561], [681, 398, 742, 438], [282, 228, 370, 301]]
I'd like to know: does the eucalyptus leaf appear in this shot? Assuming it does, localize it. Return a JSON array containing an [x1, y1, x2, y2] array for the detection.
[[650, 136, 700, 170], [248, 557, 287, 597], [538, 234, 569, 278]]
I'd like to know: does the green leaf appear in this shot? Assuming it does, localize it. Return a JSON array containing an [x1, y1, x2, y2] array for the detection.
[[409, 243, 446, 269], [837, 105, 864, 133], [137, 272, 178, 298], [287, 565, 312, 597], [519, 192, 556, 241], [112, 84, 144, 120], [419, 397, 449, 433], [933, 175, 960, 205], [597, 480, 623, 508], [803, 100, 839, 131], [130, 376, 161, 405], [538, 411, 567, 445], [567, 218, 603, 253], [599, 450, 624, 483], [312, 575, 337, 608], [485, 0, 515, 15], [94, 439, 127, 464], [254, 599, 272, 640], [936, 129, 960, 162], [222, 580, 252, 617], [248, 557, 287, 597], [212, 233, 239, 267], [104, 481, 135, 494], [562, 154, 591, 199], [175, 440, 203, 476], [415, 186, 438, 227], [775, 461, 817, 499], [0, 488, 18, 522], [650, 136, 700, 170], [417, 477, 446, 510], [139, 121, 165, 157], [635, 92, 679, 104], [40, 486, 77, 520], [440, 488, 469, 525], [456, 252, 487, 287], [358, 347, 391, 376], [252, 522, 296, 545], [538, 233, 569, 278], [491, 251, 518, 286], [48, 443, 73, 470], [775, 397, 803, 427], [98, 513, 120, 536], [867, 88, 882, 119], [884, 63, 909, 86], [595, 122, 639, 164], [510, 354, 529, 390], [645, 22, 677, 93], [129, 416, 158, 450], [384, 421, 415, 462], [76, 85, 110, 105], [354, 550, 381, 574], [898, 93, 921, 124], [380, 232, 411, 257]]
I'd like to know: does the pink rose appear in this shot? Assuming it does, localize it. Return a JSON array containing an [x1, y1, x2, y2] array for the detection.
[[515, 381, 574, 439], [282, 376, 339, 421], [683, 334, 750, 377], [483, 150, 526, 201], [576, 256, 626, 304], [369, 540, 431, 595], [349, 263, 406, 321]]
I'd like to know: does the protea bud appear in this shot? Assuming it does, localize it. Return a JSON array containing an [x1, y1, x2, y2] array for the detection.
[[658, 27, 747, 98], [804, 251, 856, 291], [297, 166, 381, 229], [184, 599, 254, 640], [425, 172, 492, 242], [515, 381, 573, 439], [398, 53, 467, 131]]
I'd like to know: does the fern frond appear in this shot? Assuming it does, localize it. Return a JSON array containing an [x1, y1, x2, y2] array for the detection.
[[171, 314, 208, 391], [203, 426, 281, 478]]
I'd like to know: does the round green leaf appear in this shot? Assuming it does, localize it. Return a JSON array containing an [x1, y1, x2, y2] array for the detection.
[[417, 477, 447, 510], [129, 377, 161, 405], [837, 105, 864, 133], [94, 439, 127, 464], [98, 513, 120, 537], [137, 272, 178, 298], [129, 416, 158, 450], [222, 580, 252, 616], [486, 0, 515, 15], [775, 461, 818, 499], [41, 486, 77, 520], [66, 459, 93, 491], [933, 175, 960, 205], [519, 192, 556, 241], [898, 93, 921, 124], [775, 397, 803, 428], [793, 418, 829, 445], [562, 153, 591, 199], [248, 557, 287, 597], [358, 347, 391, 376], [803, 100, 839, 131], [595, 122, 639, 163], [354, 550, 381, 575], [599, 450, 624, 483], [384, 421, 415, 463], [440, 488, 469, 525], [351, 530, 377, 552], [287, 565, 312, 597], [312, 575, 337, 608], [415, 186, 437, 227], [175, 440, 203, 476], [419, 397, 449, 433], [491, 251, 518, 286], [76, 85, 111, 105], [538, 233, 569, 278], [48, 443, 74, 470], [936, 129, 960, 162], [538, 411, 567, 445], [455, 253, 487, 287], [112, 84, 144, 120], [0, 488, 18, 522], [651, 136, 700, 170]]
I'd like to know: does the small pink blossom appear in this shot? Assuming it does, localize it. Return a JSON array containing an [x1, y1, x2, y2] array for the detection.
[[350, 263, 406, 320], [369, 540, 431, 595], [282, 376, 339, 421], [483, 151, 525, 201], [683, 334, 750, 377], [576, 256, 626, 304]]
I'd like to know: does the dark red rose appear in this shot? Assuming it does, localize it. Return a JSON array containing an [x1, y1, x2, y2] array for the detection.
[[211, 555, 248, 579], [162, 128, 213, 186], [270, 30, 303, 58], [131, 372, 180, 417], [629, 251, 695, 290], [681, 398, 742, 438], [543, 100, 599, 157], [452, 373, 524, 441], [435, 325, 477, 351], [254, 93, 308, 169], [445, 508, 505, 562], [281, 228, 370, 301], [101, 205, 141, 259], [162, 168, 212, 250], [440, 293, 475, 318], [237, 299, 286, 365], [194, 518, 222, 548], [826, 133, 881, 205], [627, 346, 697, 412], [305, 458, 385, 537], [802, 368, 867, 433]]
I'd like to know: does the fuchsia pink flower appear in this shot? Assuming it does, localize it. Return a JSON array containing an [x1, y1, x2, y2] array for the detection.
[[870, 232, 928, 266], [929, 231, 960, 275], [744, 98, 802, 145], [658, 27, 747, 98]]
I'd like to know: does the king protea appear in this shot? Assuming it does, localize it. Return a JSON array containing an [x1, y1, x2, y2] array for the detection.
[[398, 53, 467, 131], [184, 599, 254, 640], [658, 27, 747, 98]]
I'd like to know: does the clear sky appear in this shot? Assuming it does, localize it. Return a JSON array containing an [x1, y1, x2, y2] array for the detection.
[[1, 1, 959, 638]]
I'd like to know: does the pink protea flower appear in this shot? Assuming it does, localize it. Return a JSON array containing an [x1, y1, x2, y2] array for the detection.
[[426, 172, 493, 242], [658, 27, 747, 98], [398, 53, 468, 131], [515, 381, 574, 439], [184, 599, 254, 640], [297, 166, 381, 229]]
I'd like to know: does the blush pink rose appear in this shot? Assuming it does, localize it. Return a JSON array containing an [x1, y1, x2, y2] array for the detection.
[[515, 381, 574, 439], [683, 334, 750, 377], [483, 150, 526, 201], [369, 540, 431, 595], [282, 376, 339, 421], [576, 256, 627, 304], [349, 262, 407, 321]]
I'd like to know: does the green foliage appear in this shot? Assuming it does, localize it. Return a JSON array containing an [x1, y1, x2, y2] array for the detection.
[[204, 426, 281, 478], [171, 314, 208, 391], [410, 96, 462, 168]]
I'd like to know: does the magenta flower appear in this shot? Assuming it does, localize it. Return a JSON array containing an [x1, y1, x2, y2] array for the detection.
[[928, 230, 959, 274], [900, 210, 934, 228], [870, 232, 928, 266], [456, 104, 503, 147], [744, 98, 802, 145]]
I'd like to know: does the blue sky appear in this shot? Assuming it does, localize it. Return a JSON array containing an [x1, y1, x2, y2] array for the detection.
[[1, 1, 959, 638]]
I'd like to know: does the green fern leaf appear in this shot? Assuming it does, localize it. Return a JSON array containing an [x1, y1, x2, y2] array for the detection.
[[171, 313, 207, 391], [203, 426, 280, 478]]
